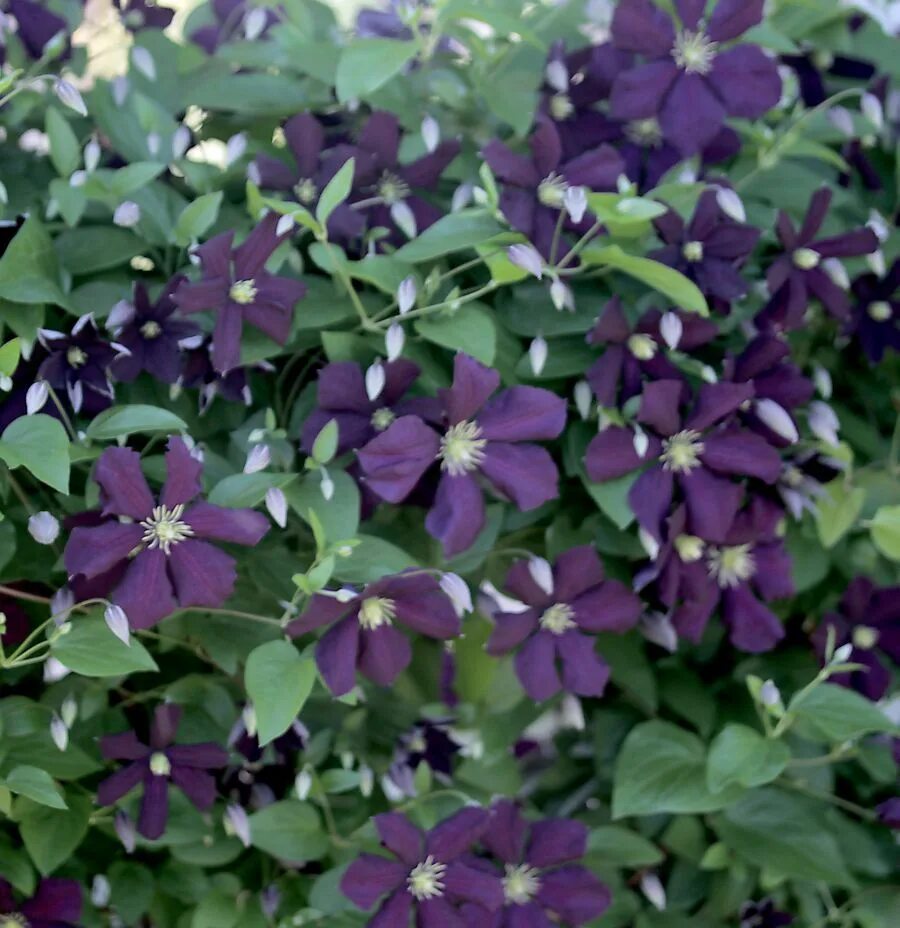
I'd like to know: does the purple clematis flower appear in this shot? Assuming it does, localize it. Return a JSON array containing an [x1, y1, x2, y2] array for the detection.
[[740, 899, 795, 928], [609, 0, 782, 156], [482, 118, 623, 260], [0, 878, 81, 928], [358, 353, 567, 556], [37, 315, 120, 415], [64, 436, 269, 629], [110, 277, 200, 384], [97, 704, 228, 840], [485, 546, 642, 702], [650, 189, 761, 304], [300, 359, 438, 456], [0, 594, 30, 651], [340, 808, 504, 924], [585, 379, 782, 543], [114, 0, 174, 31], [759, 187, 879, 330], [190, 0, 278, 53], [1, 0, 72, 63], [876, 798, 900, 829], [173, 212, 307, 374], [847, 260, 900, 363], [781, 52, 875, 108], [179, 337, 258, 411], [460, 800, 611, 927], [287, 573, 460, 696], [811, 577, 900, 701]]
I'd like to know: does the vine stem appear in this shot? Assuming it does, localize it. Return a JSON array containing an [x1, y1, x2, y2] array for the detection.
[[778, 778, 877, 822], [0, 584, 52, 604], [373, 280, 498, 329], [318, 239, 378, 332]]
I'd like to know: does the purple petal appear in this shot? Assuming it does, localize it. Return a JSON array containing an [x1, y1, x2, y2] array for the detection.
[[500, 188, 538, 240], [572, 580, 642, 633], [425, 472, 486, 557], [700, 430, 783, 482], [611, 0, 675, 56], [95, 447, 154, 519], [443, 861, 504, 910], [96, 761, 146, 806], [193, 231, 234, 278], [627, 465, 674, 541], [536, 866, 611, 925], [390, 577, 461, 638], [21, 878, 82, 924], [137, 773, 169, 840], [233, 213, 282, 279], [358, 624, 412, 686], [638, 380, 684, 436], [444, 353, 501, 425], [370, 888, 414, 927], [357, 416, 441, 503], [112, 549, 178, 630], [553, 545, 605, 601], [480, 442, 560, 511], [340, 854, 408, 910], [722, 584, 785, 652], [680, 468, 742, 543], [526, 818, 587, 867], [316, 361, 370, 413], [708, 0, 765, 41], [814, 228, 879, 259], [477, 387, 567, 442], [674, 0, 706, 29], [562, 144, 623, 190], [486, 610, 539, 655], [168, 539, 237, 609], [170, 766, 218, 810], [65, 522, 144, 580], [150, 704, 182, 748], [751, 542, 794, 602], [558, 631, 610, 697], [659, 73, 727, 156], [418, 897, 467, 928], [283, 112, 324, 177], [610, 60, 679, 121], [584, 427, 646, 481], [483, 800, 527, 864], [243, 297, 296, 346], [287, 594, 354, 636], [374, 812, 424, 865], [709, 45, 782, 120], [425, 807, 489, 860], [100, 730, 148, 761], [686, 381, 754, 431], [515, 631, 562, 701], [402, 140, 461, 188], [173, 277, 229, 313], [359, 111, 401, 168], [529, 119, 563, 177], [481, 140, 539, 188], [167, 742, 228, 769], [316, 615, 361, 696], [184, 501, 269, 545], [587, 296, 630, 345], [160, 437, 203, 508]]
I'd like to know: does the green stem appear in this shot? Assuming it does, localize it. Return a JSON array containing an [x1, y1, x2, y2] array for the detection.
[[374, 281, 498, 329], [778, 778, 877, 822], [319, 240, 376, 332], [45, 384, 78, 442], [555, 219, 604, 270]]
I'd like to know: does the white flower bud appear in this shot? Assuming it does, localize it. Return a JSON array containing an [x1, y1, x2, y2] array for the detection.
[[451, 183, 473, 212], [91, 875, 111, 908], [659, 311, 683, 350], [381, 773, 406, 803], [397, 276, 417, 315], [638, 527, 659, 561], [640, 873, 666, 911], [439, 573, 473, 617], [754, 398, 799, 443], [528, 557, 554, 596], [639, 613, 678, 652], [564, 186, 588, 223], [633, 425, 649, 458], [28, 511, 60, 545], [827, 105, 854, 137], [812, 363, 832, 399], [104, 604, 130, 646], [832, 642, 854, 665], [822, 257, 849, 290], [115, 811, 136, 854], [69, 170, 87, 187], [386, 322, 405, 362], [226, 132, 247, 167], [359, 764, 374, 797], [365, 360, 386, 401], [224, 804, 252, 847], [616, 173, 632, 194], [867, 209, 889, 243], [26, 380, 49, 414], [861, 92, 884, 130], [265, 486, 288, 528], [50, 587, 74, 623], [545, 59, 569, 93], [172, 125, 191, 160], [50, 713, 68, 751], [112, 75, 129, 107], [479, 580, 530, 615], [295, 768, 313, 800], [866, 249, 886, 277], [391, 201, 417, 239], [131, 46, 157, 81], [421, 115, 440, 153], [61, 694, 78, 729], [808, 400, 840, 446], [574, 380, 592, 420], [54, 79, 87, 117], [106, 299, 135, 330], [715, 186, 746, 222], [243, 444, 271, 474], [529, 334, 548, 376], [244, 6, 268, 40], [113, 201, 141, 228], [508, 243, 543, 280], [550, 277, 574, 312], [700, 365, 718, 384], [43, 657, 71, 683], [276, 214, 294, 237], [760, 679, 783, 707], [84, 137, 101, 172], [320, 470, 335, 501]]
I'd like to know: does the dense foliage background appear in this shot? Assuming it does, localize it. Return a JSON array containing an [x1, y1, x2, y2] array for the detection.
[[0, 0, 897, 926]]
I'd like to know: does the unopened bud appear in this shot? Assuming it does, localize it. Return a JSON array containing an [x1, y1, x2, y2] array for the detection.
[[244, 444, 271, 474], [527, 557, 554, 596], [550, 277, 574, 312], [640, 873, 666, 911], [574, 380, 592, 420], [113, 201, 141, 228], [397, 276, 417, 315], [91, 875, 111, 908], [224, 803, 251, 847], [391, 201, 417, 239], [320, 470, 335, 501], [564, 186, 588, 224], [659, 312, 683, 350], [715, 186, 745, 222], [508, 243, 543, 280], [131, 46, 157, 81], [439, 573, 472, 617], [295, 768, 313, 800], [28, 511, 60, 545], [26, 380, 49, 414], [50, 713, 68, 751], [365, 360, 386, 401], [421, 115, 440, 153], [386, 322, 405, 362], [754, 398, 798, 443], [226, 132, 247, 167], [244, 6, 268, 40], [265, 486, 288, 528], [84, 138, 101, 172], [61, 694, 77, 728], [115, 811, 136, 853], [54, 79, 87, 117], [104, 604, 130, 646], [529, 334, 548, 376]]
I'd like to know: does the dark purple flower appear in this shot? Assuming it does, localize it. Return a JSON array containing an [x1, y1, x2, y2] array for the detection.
[[482, 118, 622, 260], [64, 436, 269, 629], [740, 898, 794, 928], [110, 277, 200, 384], [586, 297, 717, 408], [0, 878, 81, 928], [97, 704, 228, 840], [358, 353, 567, 556], [300, 359, 437, 456], [0, 594, 30, 651], [287, 573, 460, 696], [179, 337, 257, 410], [460, 800, 611, 927], [2, 0, 71, 63], [773, 449, 843, 521], [811, 577, 900, 701], [876, 797, 900, 829], [486, 546, 642, 701], [609, 0, 782, 156], [585, 379, 782, 543], [190, 0, 277, 53], [114, 0, 174, 31], [37, 315, 120, 415], [759, 187, 879, 330], [781, 52, 875, 108], [173, 212, 307, 374], [340, 808, 504, 923], [847, 260, 900, 363], [650, 189, 760, 304]]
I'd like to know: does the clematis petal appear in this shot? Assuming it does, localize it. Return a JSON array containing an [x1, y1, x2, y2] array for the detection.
[[443, 353, 501, 425], [425, 806, 489, 860], [443, 861, 504, 910], [526, 817, 587, 867], [391, 577, 461, 639], [611, 0, 676, 56], [707, 0, 765, 41], [481, 140, 540, 188], [722, 584, 785, 652], [357, 416, 441, 503], [557, 631, 609, 698], [370, 889, 414, 927], [137, 773, 169, 840], [160, 437, 203, 508], [610, 60, 679, 121], [571, 580, 642, 633], [700, 430, 783, 483], [486, 609, 539, 655], [638, 380, 684, 436], [183, 501, 269, 545], [483, 800, 528, 864], [211, 303, 245, 374], [100, 731, 147, 761], [173, 277, 230, 313], [585, 426, 651, 482], [170, 766, 218, 810], [359, 111, 401, 168], [425, 473, 486, 557], [112, 549, 178, 630], [553, 545, 605, 601], [536, 865, 611, 925], [709, 45, 782, 120], [150, 704, 182, 749], [65, 522, 144, 581], [340, 855, 407, 910], [316, 361, 370, 413], [374, 812, 424, 865], [627, 466, 674, 542], [287, 594, 355, 637], [283, 112, 324, 177], [358, 624, 412, 686], [167, 742, 229, 769], [193, 230, 234, 278], [515, 631, 562, 701], [477, 387, 567, 442], [680, 468, 742, 543], [316, 616, 361, 697], [96, 761, 146, 806], [95, 447, 155, 519], [686, 381, 754, 431], [659, 73, 727, 156], [480, 442, 560, 511], [233, 212, 282, 279], [20, 878, 82, 924]]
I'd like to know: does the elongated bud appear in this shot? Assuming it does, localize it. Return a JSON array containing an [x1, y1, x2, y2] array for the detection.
[[564, 186, 588, 223], [529, 334, 548, 376], [639, 613, 678, 652], [527, 557, 554, 596], [861, 92, 884, 129], [638, 527, 659, 561], [451, 183, 473, 212], [131, 46, 156, 80], [479, 580, 530, 615], [265, 487, 287, 528], [715, 186, 745, 222], [276, 214, 294, 237], [640, 873, 666, 911], [633, 425, 649, 458], [439, 573, 472, 617], [574, 380, 592, 420], [28, 511, 60, 545], [421, 115, 440, 153], [397, 276, 417, 315], [813, 363, 832, 399], [61, 694, 78, 728], [244, 444, 271, 474], [365, 360, 386, 401], [84, 137, 101, 172], [386, 322, 405, 362], [113, 201, 141, 228], [244, 6, 268, 39], [51, 587, 74, 622], [550, 277, 574, 312], [659, 311, 683, 350], [295, 768, 313, 800], [867, 249, 886, 277], [391, 201, 417, 239], [261, 886, 281, 920], [508, 243, 543, 280], [545, 58, 569, 92], [821, 258, 849, 290], [111, 75, 129, 106], [44, 657, 71, 683], [359, 764, 374, 797], [115, 811, 137, 854], [827, 105, 854, 137], [808, 400, 840, 446], [50, 713, 68, 751], [867, 209, 889, 242], [320, 470, 335, 501], [172, 125, 191, 160], [91, 875, 111, 908], [759, 679, 783, 707], [104, 604, 130, 646], [224, 804, 252, 847], [755, 398, 798, 443], [26, 380, 49, 414], [226, 132, 247, 167], [54, 79, 87, 116]]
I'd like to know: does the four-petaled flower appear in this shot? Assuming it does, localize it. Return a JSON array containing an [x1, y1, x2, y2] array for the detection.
[[173, 212, 307, 374], [485, 546, 642, 701], [64, 436, 269, 629], [0, 878, 81, 928], [97, 704, 228, 840]]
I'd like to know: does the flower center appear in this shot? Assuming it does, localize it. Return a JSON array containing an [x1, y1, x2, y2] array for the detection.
[[707, 544, 755, 588], [672, 29, 718, 74], [0, 916, 29, 928], [357, 596, 396, 630], [407, 856, 446, 900], [149, 751, 171, 776], [868, 300, 892, 321], [627, 333, 658, 361], [371, 407, 396, 431], [549, 93, 574, 120], [793, 248, 820, 270], [674, 534, 704, 563], [625, 118, 664, 147], [229, 279, 258, 304], [660, 430, 705, 474], [439, 420, 487, 476], [66, 346, 87, 368], [140, 504, 194, 555], [503, 863, 542, 904], [537, 171, 569, 209], [539, 602, 576, 635], [851, 625, 880, 650], [294, 178, 318, 205], [377, 171, 410, 205], [682, 241, 704, 262], [140, 320, 162, 339]]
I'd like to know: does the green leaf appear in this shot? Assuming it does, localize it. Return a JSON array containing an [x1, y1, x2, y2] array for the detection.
[[870, 504, 900, 561], [208, 473, 296, 508], [3, 766, 67, 809], [45, 108, 80, 178], [713, 789, 852, 886], [106, 162, 167, 198], [0, 337, 21, 377], [612, 720, 743, 818], [173, 191, 224, 246], [0, 216, 67, 305], [311, 419, 339, 465], [192, 891, 241, 928], [416, 305, 497, 365], [335, 39, 418, 102], [789, 683, 897, 743], [248, 800, 328, 862], [19, 794, 92, 875], [285, 471, 360, 543], [85, 404, 187, 441], [55, 227, 146, 274], [815, 480, 866, 548], [583, 470, 636, 530], [0, 414, 70, 493], [316, 157, 355, 227], [393, 210, 504, 263], [706, 725, 789, 793], [581, 244, 709, 315], [245, 641, 316, 746], [334, 534, 418, 584], [52, 615, 159, 677], [586, 826, 664, 867]]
